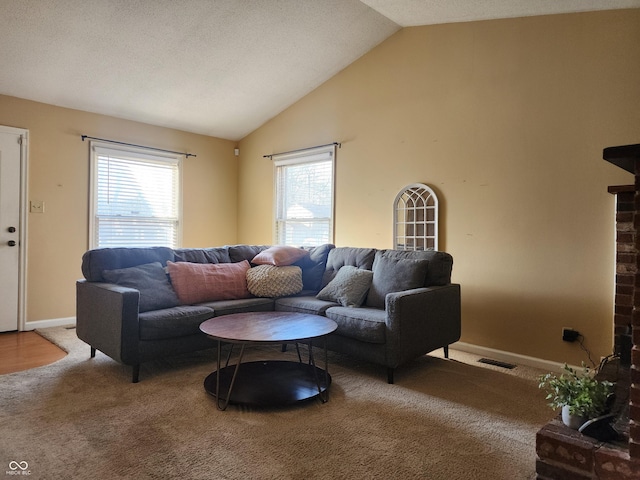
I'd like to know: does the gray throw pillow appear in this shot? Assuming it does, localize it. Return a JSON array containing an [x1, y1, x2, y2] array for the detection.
[[365, 255, 429, 309], [316, 265, 373, 307], [102, 262, 180, 312]]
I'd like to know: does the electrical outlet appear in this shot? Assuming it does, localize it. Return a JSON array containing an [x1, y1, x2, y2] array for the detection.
[[30, 200, 45, 213], [562, 327, 579, 342]]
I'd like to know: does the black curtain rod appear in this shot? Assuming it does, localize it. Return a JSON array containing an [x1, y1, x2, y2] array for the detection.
[[263, 142, 341, 159], [81, 135, 197, 158]]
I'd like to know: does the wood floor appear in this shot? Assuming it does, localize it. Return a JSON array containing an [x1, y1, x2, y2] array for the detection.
[[0, 330, 67, 374]]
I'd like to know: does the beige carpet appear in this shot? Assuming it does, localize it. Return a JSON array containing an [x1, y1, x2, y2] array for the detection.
[[0, 327, 552, 480]]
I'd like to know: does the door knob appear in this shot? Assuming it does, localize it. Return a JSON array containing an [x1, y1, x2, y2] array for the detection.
[[7, 227, 15, 233], [8, 241, 16, 247]]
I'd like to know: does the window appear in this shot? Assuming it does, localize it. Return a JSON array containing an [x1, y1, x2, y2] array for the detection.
[[394, 183, 438, 251], [89, 142, 182, 249], [273, 145, 336, 246]]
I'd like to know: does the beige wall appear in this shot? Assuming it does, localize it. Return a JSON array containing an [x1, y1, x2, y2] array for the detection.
[[238, 10, 640, 365], [0, 95, 238, 324]]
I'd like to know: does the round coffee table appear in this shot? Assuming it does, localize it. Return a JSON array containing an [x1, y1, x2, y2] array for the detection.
[[199, 311, 338, 410]]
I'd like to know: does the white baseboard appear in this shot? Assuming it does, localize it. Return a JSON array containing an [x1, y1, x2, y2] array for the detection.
[[24, 317, 76, 331], [451, 341, 572, 374]]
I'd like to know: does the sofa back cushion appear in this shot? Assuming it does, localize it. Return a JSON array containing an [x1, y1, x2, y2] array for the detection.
[[228, 244, 270, 263], [376, 249, 453, 286], [173, 247, 231, 264], [102, 262, 180, 312], [363, 249, 453, 308], [295, 243, 334, 292], [365, 254, 429, 308], [322, 247, 376, 288], [82, 247, 175, 282]]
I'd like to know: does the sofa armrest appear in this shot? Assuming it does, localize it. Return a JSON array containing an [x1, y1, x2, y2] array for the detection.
[[76, 280, 141, 365], [385, 284, 461, 365]]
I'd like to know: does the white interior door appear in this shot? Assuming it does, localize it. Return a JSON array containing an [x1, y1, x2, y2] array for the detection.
[[0, 126, 27, 332]]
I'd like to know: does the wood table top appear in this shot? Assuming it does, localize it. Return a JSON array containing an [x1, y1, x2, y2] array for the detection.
[[199, 311, 337, 343]]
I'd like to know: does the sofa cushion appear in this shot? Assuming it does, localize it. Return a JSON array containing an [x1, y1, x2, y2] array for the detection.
[[322, 247, 376, 287], [102, 262, 180, 312], [375, 249, 453, 286], [82, 246, 175, 282], [325, 306, 386, 344], [198, 297, 275, 316], [275, 296, 339, 316], [251, 245, 309, 266], [316, 266, 373, 307], [173, 247, 231, 264], [166, 260, 251, 304], [228, 244, 270, 263], [246, 265, 303, 297], [138, 305, 214, 340], [365, 253, 429, 309], [295, 243, 334, 292]]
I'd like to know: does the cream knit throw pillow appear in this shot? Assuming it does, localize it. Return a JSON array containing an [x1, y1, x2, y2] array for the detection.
[[246, 264, 303, 298]]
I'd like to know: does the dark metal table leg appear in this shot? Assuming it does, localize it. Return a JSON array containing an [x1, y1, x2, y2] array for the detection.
[[216, 341, 246, 411], [307, 339, 329, 403], [224, 343, 234, 367]]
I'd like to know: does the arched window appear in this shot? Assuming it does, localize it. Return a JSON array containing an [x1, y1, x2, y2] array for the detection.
[[394, 183, 438, 251]]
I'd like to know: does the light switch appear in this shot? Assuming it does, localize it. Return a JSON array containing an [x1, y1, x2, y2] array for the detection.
[[30, 201, 45, 213]]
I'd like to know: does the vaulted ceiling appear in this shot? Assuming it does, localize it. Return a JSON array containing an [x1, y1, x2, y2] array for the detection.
[[1, 0, 638, 140]]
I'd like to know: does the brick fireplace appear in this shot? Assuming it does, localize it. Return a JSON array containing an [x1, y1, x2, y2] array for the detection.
[[535, 144, 640, 479]]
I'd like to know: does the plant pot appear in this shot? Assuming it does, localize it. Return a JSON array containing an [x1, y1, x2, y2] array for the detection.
[[561, 405, 588, 430]]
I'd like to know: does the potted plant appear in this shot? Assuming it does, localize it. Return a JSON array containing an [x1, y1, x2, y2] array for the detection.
[[538, 363, 614, 430]]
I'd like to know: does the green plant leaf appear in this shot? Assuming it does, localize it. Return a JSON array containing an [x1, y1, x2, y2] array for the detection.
[[537, 363, 614, 418]]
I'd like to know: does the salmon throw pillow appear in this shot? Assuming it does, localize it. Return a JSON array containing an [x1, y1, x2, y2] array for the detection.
[[251, 245, 309, 266], [166, 260, 251, 304]]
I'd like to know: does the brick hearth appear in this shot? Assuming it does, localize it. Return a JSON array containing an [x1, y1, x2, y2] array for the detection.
[[536, 144, 640, 479]]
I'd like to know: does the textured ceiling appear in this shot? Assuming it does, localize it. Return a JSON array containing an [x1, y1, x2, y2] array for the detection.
[[0, 0, 638, 141]]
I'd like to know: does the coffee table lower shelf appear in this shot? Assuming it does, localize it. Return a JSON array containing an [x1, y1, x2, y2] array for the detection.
[[204, 360, 332, 408]]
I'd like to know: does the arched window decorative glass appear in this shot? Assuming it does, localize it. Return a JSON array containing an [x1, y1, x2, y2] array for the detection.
[[394, 183, 438, 251]]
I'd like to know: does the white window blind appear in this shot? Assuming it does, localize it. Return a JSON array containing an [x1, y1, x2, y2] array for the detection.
[[274, 145, 335, 246], [90, 143, 181, 249]]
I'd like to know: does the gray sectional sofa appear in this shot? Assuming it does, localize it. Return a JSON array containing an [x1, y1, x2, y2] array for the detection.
[[76, 244, 461, 383]]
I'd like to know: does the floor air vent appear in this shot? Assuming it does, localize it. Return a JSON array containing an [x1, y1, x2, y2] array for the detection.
[[478, 358, 516, 369]]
